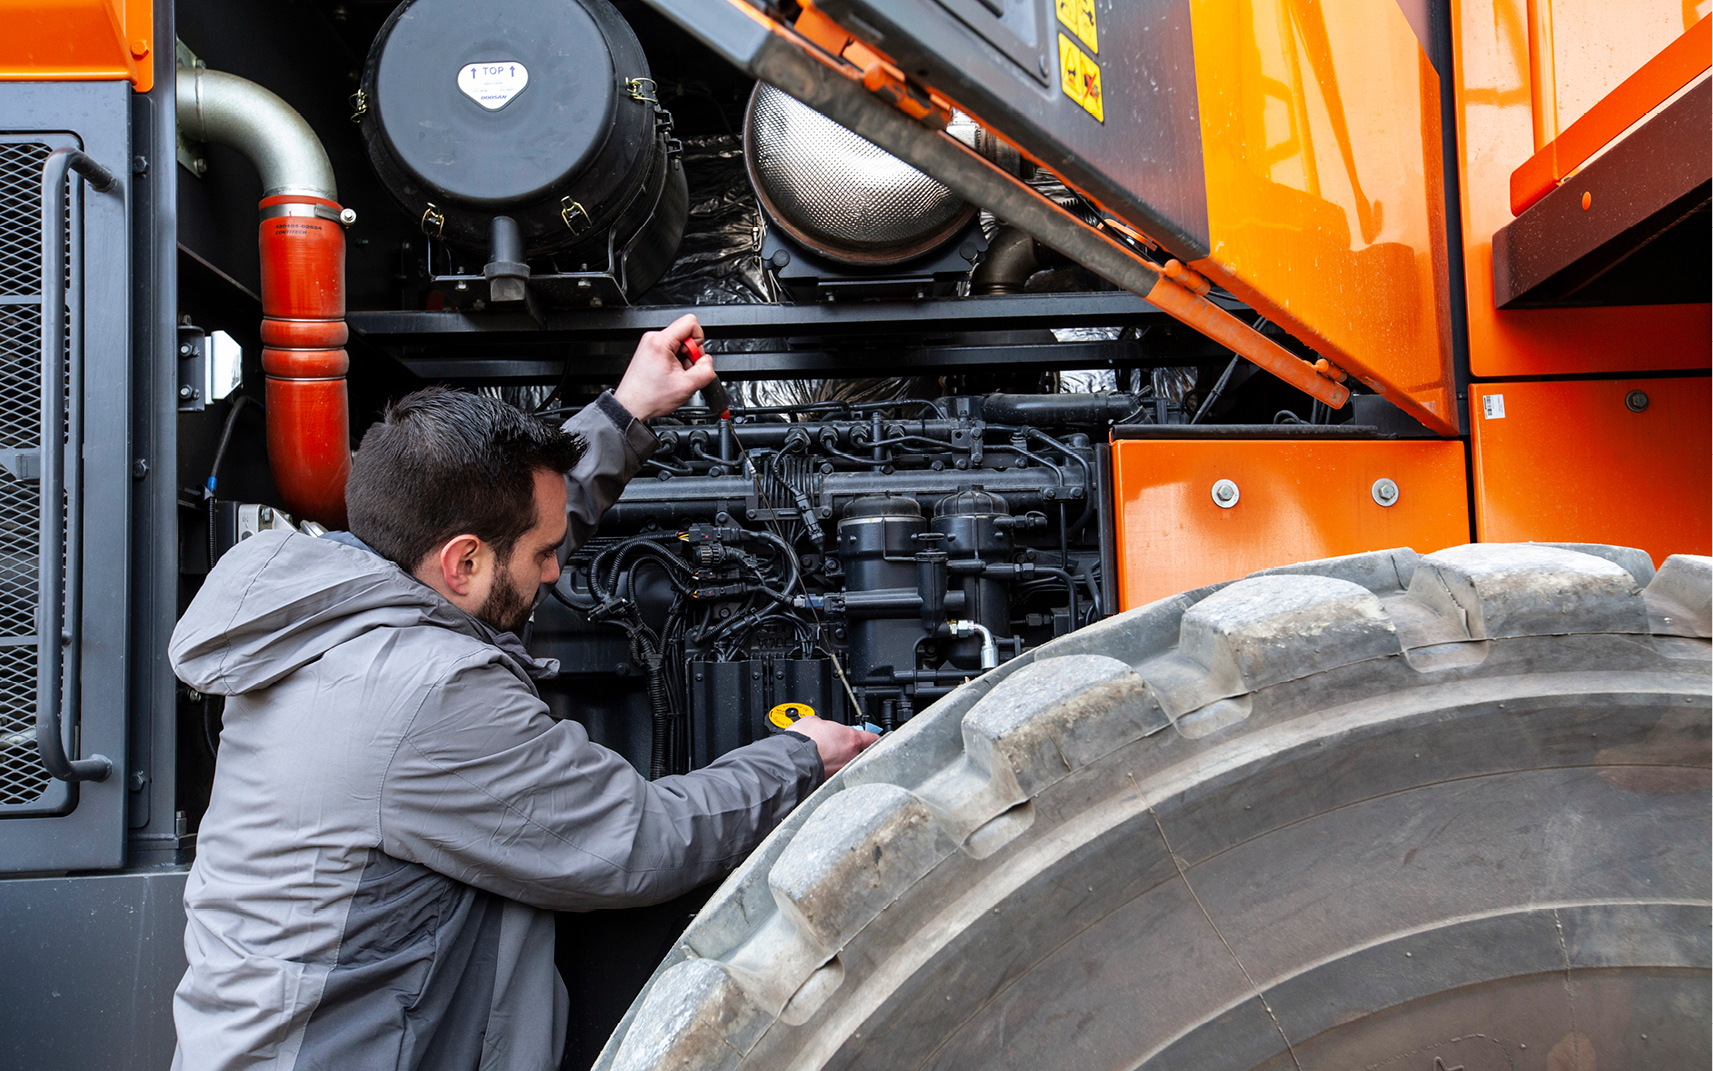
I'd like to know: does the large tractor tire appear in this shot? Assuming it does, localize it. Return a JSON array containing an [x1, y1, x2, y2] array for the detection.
[[596, 544, 1712, 1071]]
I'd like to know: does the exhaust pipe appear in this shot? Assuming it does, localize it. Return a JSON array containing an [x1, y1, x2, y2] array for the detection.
[[178, 66, 352, 528]]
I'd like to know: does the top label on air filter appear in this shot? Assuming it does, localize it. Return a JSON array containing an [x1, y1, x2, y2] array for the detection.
[[457, 61, 529, 110]]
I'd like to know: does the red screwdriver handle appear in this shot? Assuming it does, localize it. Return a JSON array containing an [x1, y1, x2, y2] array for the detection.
[[682, 338, 732, 418]]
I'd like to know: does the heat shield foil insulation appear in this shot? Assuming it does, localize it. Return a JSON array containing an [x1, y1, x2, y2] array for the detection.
[[641, 134, 775, 307]]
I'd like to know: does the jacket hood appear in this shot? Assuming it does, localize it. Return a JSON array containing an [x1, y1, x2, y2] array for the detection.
[[170, 530, 556, 696]]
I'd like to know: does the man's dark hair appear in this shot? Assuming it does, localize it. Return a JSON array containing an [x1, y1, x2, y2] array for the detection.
[[347, 387, 584, 569]]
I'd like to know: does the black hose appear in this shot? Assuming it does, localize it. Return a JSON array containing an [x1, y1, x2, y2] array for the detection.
[[549, 576, 597, 612], [970, 226, 1040, 295], [1035, 566, 1079, 630], [594, 534, 691, 600], [1191, 355, 1242, 425], [205, 395, 253, 569], [645, 651, 671, 780], [753, 528, 803, 594]]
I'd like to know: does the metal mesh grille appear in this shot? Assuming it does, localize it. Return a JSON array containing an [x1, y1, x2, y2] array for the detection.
[[0, 142, 51, 808], [0, 646, 43, 805], [0, 143, 48, 297], [746, 85, 969, 256]]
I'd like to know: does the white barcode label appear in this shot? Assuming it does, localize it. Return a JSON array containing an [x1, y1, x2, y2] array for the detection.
[[1482, 394, 1506, 419]]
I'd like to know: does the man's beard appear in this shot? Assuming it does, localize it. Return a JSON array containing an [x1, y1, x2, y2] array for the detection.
[[476, 566, 536, 635]]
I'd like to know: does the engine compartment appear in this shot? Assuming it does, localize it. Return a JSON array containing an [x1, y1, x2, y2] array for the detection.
[[532, 393, 1115, 776]]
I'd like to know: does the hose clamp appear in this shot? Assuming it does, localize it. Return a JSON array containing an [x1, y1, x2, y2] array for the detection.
[[420, 202, 445, 238], [261, 202, 356, 227], [559, 197, 591, 235], [626, 77, 658, 104], [349, 89, 367, 123]]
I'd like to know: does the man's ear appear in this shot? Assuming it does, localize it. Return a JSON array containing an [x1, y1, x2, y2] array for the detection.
[[433, 534, 485, 596]]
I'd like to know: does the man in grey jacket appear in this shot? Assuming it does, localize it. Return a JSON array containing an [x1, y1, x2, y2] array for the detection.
[[168, 315, 875, 1071]]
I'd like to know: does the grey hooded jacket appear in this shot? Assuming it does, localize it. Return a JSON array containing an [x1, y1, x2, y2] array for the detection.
[[168, 396, 823, 1071]]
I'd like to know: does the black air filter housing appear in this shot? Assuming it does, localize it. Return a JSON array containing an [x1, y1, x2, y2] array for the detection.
[[359, 0, 685, 297]]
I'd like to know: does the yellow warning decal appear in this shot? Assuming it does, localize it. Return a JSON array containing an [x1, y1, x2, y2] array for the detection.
[[1055, 0, 1098, 54], [767, 702, 815, 730], [1058, 34, 1104, 123]]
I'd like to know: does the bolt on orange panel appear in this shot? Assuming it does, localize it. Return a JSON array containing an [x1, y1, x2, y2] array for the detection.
[[0, 0, 153, 91], [1468, 377, 1711, 563], [1111, 438, 1470, 610], [1451, 0, 1708, 377]]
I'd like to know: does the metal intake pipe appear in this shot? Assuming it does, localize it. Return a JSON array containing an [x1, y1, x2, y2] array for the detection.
[[968, 225, 1039, 295], [178, 66, 352, 527]]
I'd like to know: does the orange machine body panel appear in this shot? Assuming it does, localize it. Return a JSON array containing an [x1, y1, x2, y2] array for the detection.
[[1185, 0, 1458, 435], [1468, 377, 1712, 564], [1509, 16, 1709, 215], [0, 0, 154, 92], [1111, 438, 1470, 610], [1451, 0, 1709, 377]]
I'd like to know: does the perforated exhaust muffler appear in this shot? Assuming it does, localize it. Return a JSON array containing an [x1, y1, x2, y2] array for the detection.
[[744, 83, 979, 266]]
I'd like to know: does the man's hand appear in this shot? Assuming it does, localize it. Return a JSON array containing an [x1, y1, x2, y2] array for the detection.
[[612, 313, 717, 421], [787, 716, 879, 778]]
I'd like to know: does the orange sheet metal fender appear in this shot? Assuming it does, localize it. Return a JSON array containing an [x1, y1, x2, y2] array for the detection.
[[1468, 377, 1711, 563], [0, 0, 153, 91], [1111, 437, 1469, 610], [1451, 0, 1710, 377], [259, 195, 351, 529]]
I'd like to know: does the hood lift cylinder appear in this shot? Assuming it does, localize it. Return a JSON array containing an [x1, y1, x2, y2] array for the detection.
[[178, 67, 352, 528]]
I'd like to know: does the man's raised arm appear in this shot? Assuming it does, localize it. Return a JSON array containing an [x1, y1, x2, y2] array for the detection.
[[561, 313, 716, 550]]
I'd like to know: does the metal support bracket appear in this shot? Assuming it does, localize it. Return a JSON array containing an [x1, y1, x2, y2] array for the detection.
[[177, 325, 243, 411], [0, 449, 40, 481]]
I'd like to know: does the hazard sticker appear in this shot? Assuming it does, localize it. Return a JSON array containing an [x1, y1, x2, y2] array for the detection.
[[1055, 0, 1099, 54], [1058, 34, 1104, 123]]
